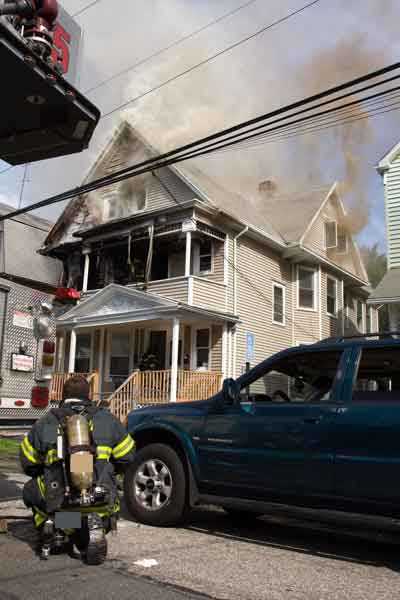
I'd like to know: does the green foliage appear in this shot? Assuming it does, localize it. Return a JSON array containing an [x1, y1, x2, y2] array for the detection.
[[360, 243, 387, 288], [0, 438, 20, 456]]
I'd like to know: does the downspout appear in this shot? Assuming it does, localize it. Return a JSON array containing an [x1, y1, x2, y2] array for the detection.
[[233, 226, 248, 378]]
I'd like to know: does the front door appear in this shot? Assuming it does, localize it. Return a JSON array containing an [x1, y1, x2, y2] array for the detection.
[[149, 331, 167, 370], [333, 344, 400, 505], [198, 349, 345, 500]]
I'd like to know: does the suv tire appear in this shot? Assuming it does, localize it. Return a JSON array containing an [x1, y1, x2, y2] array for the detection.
[[124, 443, 187, 527]]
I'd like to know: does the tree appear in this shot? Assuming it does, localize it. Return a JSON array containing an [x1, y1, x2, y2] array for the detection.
[[360, 243, 389, 331]]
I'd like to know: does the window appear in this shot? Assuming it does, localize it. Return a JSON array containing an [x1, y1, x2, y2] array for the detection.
[[366, 306, 372, 334], [239, 351, 342, 404], [352, 348, 400, 403], [326, 277, 337, 316], [110, 332, 130, 378], [75, 334, 91, 373], [196, 329, 210, 369], [337, 227, 348, 253], [272, 283, 285, 325], [198, 239, 212, 274], [298, 266, 316, 310], [324, 221, 337, 249], [357, 300, 364, 331]]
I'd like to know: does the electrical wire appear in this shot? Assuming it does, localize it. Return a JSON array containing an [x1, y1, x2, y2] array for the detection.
[[2, 59, 400, 221], [72, 0, 103, 18], [84, 0, 259, 95], [101, 0, 323, 119]]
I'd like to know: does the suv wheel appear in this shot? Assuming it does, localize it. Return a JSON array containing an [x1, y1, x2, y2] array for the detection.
[[124, 443, 187, 526]]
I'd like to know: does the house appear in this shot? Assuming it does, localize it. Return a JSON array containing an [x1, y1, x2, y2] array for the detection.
[[41, 121, 374, 414], [0, 202, 62, 422], [368, 143, 400, 330]]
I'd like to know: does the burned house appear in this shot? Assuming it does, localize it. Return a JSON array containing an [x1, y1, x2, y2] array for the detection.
[[40, 121, 375, 411]]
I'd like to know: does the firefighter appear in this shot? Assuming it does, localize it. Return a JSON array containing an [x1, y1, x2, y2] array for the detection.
[[20, 375, 135, 535]]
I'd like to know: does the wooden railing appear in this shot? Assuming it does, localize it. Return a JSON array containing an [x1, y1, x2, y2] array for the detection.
[[50, 371, 100, 403], [177, 371, 223, 402], [107, 370, 223, 422]]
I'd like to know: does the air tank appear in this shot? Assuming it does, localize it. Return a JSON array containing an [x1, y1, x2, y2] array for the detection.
[[66, 414, 93, 492]]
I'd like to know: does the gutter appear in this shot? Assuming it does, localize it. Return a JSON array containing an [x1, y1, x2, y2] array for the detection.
[[233, 226, 248, 378]]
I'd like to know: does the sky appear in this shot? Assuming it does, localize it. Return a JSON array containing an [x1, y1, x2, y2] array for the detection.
[[1, 0, 399, 252]]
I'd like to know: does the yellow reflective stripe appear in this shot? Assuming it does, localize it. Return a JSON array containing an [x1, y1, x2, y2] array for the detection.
[[37, 475, 46, 498], [96, 445, 112, 461], [21, 436, 40, 464], [45, 449, 60, 465], [33, 508, 47, 528], [89, 420, 94, 432], [112, 435, 135, 459]]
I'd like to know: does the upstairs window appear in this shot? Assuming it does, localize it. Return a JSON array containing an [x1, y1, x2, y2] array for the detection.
[[337, 227, 348, 253], [324, 221, 337, 249], [326, 277, 337, 316], [194, 238, 213, 275], [298, 266, 316, 310], [272, 283, 285, 325]]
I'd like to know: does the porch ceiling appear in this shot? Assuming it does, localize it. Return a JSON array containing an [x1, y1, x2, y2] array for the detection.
[[56, 283, 239, 328]]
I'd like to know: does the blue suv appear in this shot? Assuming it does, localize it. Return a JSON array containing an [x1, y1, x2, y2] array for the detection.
[[124, 334, 400, 530]]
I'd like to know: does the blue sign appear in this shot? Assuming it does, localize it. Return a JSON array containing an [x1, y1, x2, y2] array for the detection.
[[246, 332, 255, 362]]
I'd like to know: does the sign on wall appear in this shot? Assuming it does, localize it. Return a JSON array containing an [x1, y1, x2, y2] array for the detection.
[[11, 353, 34, 372], [246, 332, 255, 362], [12, 311, 33, 330]]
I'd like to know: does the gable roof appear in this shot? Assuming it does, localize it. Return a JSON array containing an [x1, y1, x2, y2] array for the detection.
[[376, 140, 400, 174], [44, 120, 338, 251]]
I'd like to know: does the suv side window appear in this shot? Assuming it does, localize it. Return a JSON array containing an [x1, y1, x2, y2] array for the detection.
[[240, 351, 343, 404], [353, 347, 400, 403]]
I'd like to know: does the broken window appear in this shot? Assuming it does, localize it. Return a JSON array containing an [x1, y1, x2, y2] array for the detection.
[[357, 300, 364, 331], [327, 277, 337, 316], [337, 227, 348, 253], [75, 334, 91, 373], [298, 266, 316, 310]]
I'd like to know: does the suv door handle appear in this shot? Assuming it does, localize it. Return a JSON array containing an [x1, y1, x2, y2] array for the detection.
[[303, 417, 321, 425]]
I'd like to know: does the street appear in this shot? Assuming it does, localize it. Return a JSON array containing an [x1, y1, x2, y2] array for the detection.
[[1, 467, 400, 600]]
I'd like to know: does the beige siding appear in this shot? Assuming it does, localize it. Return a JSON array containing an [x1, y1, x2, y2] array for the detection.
[[226, 236, 235, 314], [386, 156, 400, 268], [344, 291, 366, 335], [321, 270, 344, 339], [141, 278, 189, 303], [235, 236, 293, 377], [192, 278, 226, 312], [208, 241, 225, 283], [146, 168, 194, 212], [211, 325, 223, 371]]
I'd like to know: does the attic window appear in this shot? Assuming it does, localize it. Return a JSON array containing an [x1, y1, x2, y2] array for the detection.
[[324, 221, 337, 249], [337, 227, 348, 253]]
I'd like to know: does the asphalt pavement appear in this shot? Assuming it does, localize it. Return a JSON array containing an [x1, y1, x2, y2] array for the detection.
[[2, 467, 400, 600]]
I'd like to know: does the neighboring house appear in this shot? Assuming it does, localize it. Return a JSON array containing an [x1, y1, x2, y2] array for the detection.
[[368, 143, 400, 330], [0, 203, 62, 421], [41, 121, 374, 408]]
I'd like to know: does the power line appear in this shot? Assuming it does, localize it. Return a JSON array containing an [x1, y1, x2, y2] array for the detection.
[[84, 0, 259, 95], [72, 0, 102, 18], [0, 165, 16, 176], [101, 0, 322, 119], [2, 59, 400, 221]]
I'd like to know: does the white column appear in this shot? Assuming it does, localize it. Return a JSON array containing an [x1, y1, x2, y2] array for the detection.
[[185, 231, 192, 277], [170, 317, 180, 402], [98, 328, 105, 396], [82, 249, 91, 293], [68, 329, 77, 373]]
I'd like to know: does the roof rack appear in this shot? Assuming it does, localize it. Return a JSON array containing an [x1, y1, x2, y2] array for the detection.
[[318, 332, 400, 344]]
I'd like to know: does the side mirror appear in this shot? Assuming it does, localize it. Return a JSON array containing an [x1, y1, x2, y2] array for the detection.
[[222, 378, 240, 405]]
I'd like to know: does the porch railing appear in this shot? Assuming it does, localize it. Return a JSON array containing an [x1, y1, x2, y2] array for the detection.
[[108, 370, 223, 423], [50, 371, 100, 403]]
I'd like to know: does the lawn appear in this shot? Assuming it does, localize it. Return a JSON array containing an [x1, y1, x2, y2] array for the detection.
[[0, 438, 20, 457]]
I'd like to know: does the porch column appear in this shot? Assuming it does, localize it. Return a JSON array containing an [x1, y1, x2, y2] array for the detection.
[[170, 317, 180, 403], [82, 247, 91, 293], [185, 231, 192, 277], [68, 329, 77, 373]]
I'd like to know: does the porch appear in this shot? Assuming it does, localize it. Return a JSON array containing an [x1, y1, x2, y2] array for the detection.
[[54, 284, 237, 413]]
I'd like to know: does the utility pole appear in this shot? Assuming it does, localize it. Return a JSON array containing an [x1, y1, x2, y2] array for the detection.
[[18, 164, 29, 209]]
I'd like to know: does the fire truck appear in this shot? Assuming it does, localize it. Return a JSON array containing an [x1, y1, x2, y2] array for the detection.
[[0, 0, 100, 165]]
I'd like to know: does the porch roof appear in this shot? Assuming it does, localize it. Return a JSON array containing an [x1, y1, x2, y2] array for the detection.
[[56, 283, 239, 328]]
